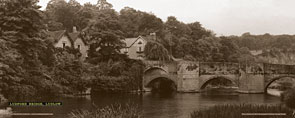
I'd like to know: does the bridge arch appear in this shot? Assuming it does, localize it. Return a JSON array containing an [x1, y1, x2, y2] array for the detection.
[[143, 67, 177, 92], [144, 66, 168, 73], [264, 75, 295, 93], [200, 75, 237, 90]]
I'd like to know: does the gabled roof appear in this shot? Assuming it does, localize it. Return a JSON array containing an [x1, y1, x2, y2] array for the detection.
[[47, 30, 88, 45], [68, 32, 80, 42], [68, 32, 88, 45], [123, 36, 145, 48], [47, 30, 66, 43]]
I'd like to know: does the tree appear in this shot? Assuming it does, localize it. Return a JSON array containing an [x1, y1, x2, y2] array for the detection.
[[144, 41, 170, 61], [165, 16, 191, 38], [188, 22, 212, 40], [86, 9, 125, 63], [138, 12, 164, 36], [173, 37, 194, 59], [219, 37, 240, 62], [0, 0, 49, 99], [119, 7, 142, 37], [45, 0, 82, 31], [0, 0, 88, 99], [96, 0, 113, 10], [76, 2, 96, 31]]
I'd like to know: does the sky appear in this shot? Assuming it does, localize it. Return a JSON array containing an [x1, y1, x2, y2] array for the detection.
[[38, 0, 295, 36]]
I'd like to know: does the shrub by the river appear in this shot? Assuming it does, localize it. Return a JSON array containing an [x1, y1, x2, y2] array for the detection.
[[68, 103, 142, 118], [191, 104, 293, 118], [89, 59, 145, 93], [91, 76, 133, 93], [281, 88, 295, 116], [281, 88, 295, 109]]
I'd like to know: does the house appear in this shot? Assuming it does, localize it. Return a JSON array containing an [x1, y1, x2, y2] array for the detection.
[[121, 36, 146, 60], [68, 31, 89, 59], [121, 33, 156, 60], [47, 30, 72, 48], [47, 27, 89, 60]]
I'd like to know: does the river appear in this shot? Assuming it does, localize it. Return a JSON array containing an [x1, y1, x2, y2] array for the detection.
[[0, 89, 283, 118]]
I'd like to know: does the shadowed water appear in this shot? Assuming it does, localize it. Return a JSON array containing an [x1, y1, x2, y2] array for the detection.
[[0, 89, 282, 118]]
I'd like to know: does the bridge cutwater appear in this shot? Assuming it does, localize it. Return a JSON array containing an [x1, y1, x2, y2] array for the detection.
[[143, 60, 295, 93]]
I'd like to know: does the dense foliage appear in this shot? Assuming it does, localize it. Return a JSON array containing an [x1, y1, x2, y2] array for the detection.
[[86, 9, 125, 63], [228, 33, 295, 51], [222, 33, 295, 64], [43, 0, 260, 63], [0, 0, 88, 100], [90, 59, 145, 93], [144, 41, 170, 61], [2, 0, 295, 99]]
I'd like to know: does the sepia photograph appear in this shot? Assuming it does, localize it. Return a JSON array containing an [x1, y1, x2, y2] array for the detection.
[[0, 0, 295, 117]]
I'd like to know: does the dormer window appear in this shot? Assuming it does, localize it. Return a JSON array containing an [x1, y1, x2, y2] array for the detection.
[[77, 45, 81, 50], [62, 42, 66, 48]]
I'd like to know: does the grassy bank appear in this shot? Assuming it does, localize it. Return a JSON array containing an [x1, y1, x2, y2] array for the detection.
[[68, 103, 142, 118], [191, 104, 293, 118]]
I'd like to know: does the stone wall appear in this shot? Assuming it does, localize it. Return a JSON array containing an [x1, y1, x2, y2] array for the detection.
[[177, 61, 199, 92]]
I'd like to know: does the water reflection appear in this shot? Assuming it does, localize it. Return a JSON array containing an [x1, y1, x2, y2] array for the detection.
[[90, 93, 142, 108], [0, 90, 282, 118]]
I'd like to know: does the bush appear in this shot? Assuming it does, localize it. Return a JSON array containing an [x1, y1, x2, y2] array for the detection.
[[91, 76, 132, 93], [191, 104, 293, 118], [281, 88, 295, 109], [4, 85, 37, 100], [89, 59, 144, 93], [278, 81, 294, 91], [68, 103, 142, 118]]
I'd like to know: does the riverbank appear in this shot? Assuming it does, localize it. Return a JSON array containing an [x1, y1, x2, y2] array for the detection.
[[191, 104, 293, 118]]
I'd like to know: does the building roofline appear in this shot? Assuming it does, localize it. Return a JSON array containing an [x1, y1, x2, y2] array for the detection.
[[124, 36, 145, 48]]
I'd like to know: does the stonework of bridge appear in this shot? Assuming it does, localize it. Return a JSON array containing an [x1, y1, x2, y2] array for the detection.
[[143, 60, 295, 93]]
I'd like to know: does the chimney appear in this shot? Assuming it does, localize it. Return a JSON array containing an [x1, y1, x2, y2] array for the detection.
[[150, 32, 156, 40], [73, 26, 77, 33]]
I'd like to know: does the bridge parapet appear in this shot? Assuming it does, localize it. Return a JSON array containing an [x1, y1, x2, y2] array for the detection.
[[144, 60, 178, 74], [199, 62, 239, 75], [264, 63, 295, 74], [177, 61, 199, 76], [144, 60, 168, 72], [239, 62, 264, 74]]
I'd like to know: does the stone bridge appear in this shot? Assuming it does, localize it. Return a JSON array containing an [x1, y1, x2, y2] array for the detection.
[[143, 60, 295, 93]]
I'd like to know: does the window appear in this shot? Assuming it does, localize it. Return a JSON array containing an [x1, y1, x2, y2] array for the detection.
[[62, 42, 66, 48], [138, 41, 142, 44], [137, 47, 143, 53], [77, 45, 81, 50]]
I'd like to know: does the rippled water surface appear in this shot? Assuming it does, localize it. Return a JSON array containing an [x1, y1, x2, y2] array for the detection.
[[0, 90, 282, 118]]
